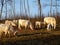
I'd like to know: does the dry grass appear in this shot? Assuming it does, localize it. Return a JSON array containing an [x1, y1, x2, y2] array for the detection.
[[0, 18, 60, 45], [0, 29, 60, 45]]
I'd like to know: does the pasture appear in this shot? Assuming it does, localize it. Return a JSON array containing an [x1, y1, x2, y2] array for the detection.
[[0, 0, 60, 45], [0, 28, 60, 45], [0, 17, 59, 45]]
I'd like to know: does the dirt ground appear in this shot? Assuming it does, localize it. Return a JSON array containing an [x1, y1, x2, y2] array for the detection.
[[0, 29, 60, 45]]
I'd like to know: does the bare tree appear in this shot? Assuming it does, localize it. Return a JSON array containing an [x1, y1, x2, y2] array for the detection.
[[50, 0, 60, 17], [5, 0, 13, 19], [0, 0, 4, 19], [8, 0, 14, 19], [20, 0, 23, 19], [55, 0, 60, 18], [44, 0, 60, 16], [20, 0, 22, 18], [5, 0, 7, 19], [37, 0, 41, 17], [0, 0, 13, 19], [24, 0, 27, 17], [27, 0, 30, 20], [56, 0, 57, 15], [13, 0, 15, 19], [50, 0, 52, 16]]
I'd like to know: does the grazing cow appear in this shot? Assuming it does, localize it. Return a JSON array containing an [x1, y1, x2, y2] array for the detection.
[[35, 21, 42, 29], [13, 19, 33, 30], [44, 17, 56, 29], [18, 19, 33, 30], [5, 20, 16, 27], [0, 24, 17, 38], [47, 23, 52, 31], [13, 20, 18, 26]]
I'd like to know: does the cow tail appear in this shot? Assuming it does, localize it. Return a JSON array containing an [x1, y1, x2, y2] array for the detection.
[[17, 20, 18, 28]]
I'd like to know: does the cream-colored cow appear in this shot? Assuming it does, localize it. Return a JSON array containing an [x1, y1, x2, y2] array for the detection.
[[35, 21, 42, 28], [5, 20, 16, 26], [0, 24, 13, 38], [18, 19, 33, 30], [0, 24, 18, 38], [44, 17, 56, 29]]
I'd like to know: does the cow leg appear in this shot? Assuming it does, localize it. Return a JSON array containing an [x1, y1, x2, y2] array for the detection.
[[8, 31, 10, 38], [5, 32, 7, 37], [29, 24, 33, 30], [51, 24, 54, 29], [14, 31, 18, 37], [18, 24, 21, 30], [0, 32, 2, 38], [54, 26, 55, 29], [25, 25, 27, 30], [47, 24, 52, 31], [54, 25, 56, 29]]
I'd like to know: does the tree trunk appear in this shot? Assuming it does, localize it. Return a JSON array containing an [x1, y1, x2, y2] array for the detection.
[[0, 0, 4, 20], [20, 0, 21, 18], [37, 0, 41, 18], [50, 0, 52, 16], [27, 0, 30, 20], [13, 0, 15, 19], [5, 1, 7, 19], [24, 0, 27, 17], [55, 0, 58, 19]]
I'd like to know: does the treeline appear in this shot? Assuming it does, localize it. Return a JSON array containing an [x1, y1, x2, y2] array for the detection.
[[0, 12, 60, 25], [0, 0, 60, 24]]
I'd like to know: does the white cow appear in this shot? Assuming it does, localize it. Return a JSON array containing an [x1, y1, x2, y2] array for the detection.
[[18, 19, 33, 30], [5, 20, 16, 26], [44, 17, 56, 29], [35, 21, 42, 28], [47, 23, 52, 31], [13, 20, 18, 26], [0, 24, 17, 38], [13, 19, 33, 30]]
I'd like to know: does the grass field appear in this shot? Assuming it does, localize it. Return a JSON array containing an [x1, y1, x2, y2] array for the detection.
[[0, 29, 60, 45]]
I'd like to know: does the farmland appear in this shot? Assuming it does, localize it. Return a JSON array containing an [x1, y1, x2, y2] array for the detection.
[[0, 29, 60, 45], [0, 0, 60, 45]]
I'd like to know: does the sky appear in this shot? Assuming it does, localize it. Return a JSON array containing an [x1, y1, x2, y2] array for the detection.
[[1, 0, 60, 19], [15, 0, 60, 16]]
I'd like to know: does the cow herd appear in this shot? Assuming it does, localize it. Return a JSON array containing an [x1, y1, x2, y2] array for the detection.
[[0, 17, 56, 38]]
